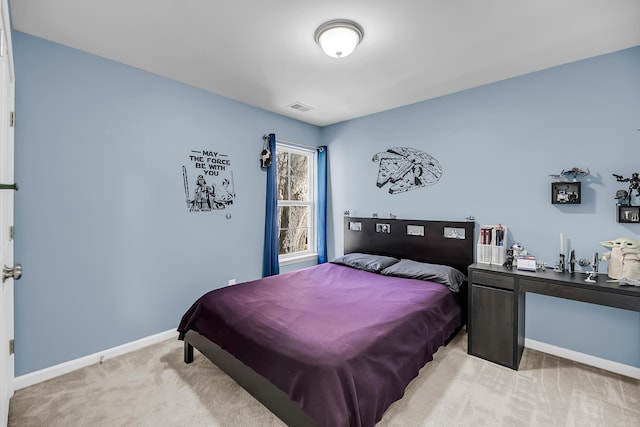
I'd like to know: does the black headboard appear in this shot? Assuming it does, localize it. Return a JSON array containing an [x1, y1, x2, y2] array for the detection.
[[343, 217, 475, 274]]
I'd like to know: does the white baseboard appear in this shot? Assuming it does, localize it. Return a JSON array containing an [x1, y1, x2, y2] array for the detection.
[[14, 332, 639, 390], [525, 338, 640, 380], [14, 329, 178, 390]]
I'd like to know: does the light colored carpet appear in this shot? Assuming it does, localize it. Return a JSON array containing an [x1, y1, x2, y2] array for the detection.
[[8, 331, 640, 426]]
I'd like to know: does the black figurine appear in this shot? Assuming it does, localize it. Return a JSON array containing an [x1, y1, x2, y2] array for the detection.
[[568, 249, 576, 273], [503, 249, 514, 269], [613, 172, 640, 205]]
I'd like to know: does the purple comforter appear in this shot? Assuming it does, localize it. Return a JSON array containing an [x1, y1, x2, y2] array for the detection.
[[178, 262, 462, 427]]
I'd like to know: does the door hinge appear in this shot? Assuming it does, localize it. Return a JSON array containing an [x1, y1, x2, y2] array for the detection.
[[9, 111, 14, 127], [9, 339, 14, 355], [9, 225, 14, 241]]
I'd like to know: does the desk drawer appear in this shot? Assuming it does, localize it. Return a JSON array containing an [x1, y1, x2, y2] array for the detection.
[[471, 271, 514, 290], [520, 278, 640, 311]]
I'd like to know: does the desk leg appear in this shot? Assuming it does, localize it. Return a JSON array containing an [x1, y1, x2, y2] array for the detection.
[[515, 291, 526, 369]]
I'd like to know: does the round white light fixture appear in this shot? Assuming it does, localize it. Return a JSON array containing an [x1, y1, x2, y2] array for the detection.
[[314, 20, 364, 59]]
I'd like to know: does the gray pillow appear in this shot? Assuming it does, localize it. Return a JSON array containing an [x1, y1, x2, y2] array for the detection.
[[380, 259, 467, 292], [331, 252, 399, 273]]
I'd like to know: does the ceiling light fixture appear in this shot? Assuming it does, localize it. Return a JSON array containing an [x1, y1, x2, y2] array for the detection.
[[314, 19, 364, 59]]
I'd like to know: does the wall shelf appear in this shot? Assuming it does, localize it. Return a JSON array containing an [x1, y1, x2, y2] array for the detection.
[[551, 181, 581, 204], [617, 205, 640, 223]]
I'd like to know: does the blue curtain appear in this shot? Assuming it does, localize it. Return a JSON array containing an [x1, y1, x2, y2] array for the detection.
[[262, 133, 280, 277], [317, 146, 328, 264]]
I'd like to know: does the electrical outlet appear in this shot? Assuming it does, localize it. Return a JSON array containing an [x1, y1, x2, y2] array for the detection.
[[228, 279, 236, 286]]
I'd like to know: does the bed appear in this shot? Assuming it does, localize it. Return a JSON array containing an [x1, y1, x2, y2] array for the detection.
[[178, 217, 475, 427]]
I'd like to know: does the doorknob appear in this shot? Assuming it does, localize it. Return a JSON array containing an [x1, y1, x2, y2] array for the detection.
[[2, 264, 22, 283]]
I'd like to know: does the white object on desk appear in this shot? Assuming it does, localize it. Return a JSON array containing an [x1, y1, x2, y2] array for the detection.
[[517, 255, 537, 271]]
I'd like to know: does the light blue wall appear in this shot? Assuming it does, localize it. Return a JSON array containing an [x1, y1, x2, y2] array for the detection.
[[324, 46, 640, 367], [13, 29, 640, 375], [12, 32, 321, 375]]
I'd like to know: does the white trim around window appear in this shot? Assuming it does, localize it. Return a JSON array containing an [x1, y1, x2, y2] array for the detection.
[[276, 142, 318, 264]]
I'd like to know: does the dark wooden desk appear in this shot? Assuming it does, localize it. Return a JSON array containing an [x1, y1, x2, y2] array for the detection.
[[467, 263, 640, 369]]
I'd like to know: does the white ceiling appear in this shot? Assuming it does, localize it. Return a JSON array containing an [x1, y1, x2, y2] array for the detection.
[[9, 0, 640, 126]]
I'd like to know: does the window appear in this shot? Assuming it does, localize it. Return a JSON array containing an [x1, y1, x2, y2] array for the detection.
[[276, 143, 316, 263]]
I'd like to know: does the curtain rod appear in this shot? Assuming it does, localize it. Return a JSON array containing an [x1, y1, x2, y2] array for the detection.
[[265, 135, 320, 151]]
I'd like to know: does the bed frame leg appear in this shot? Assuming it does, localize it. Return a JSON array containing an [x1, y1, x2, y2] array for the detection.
[[184, 342, 194, 364]]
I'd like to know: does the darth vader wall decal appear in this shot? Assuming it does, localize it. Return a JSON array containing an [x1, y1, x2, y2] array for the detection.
[[372, 147, 442, 194], [182, 149, 236, 212]]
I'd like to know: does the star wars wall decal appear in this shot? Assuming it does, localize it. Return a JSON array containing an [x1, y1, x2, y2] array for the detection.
[[372, 147, 442, 194], [182, 149, 236, 212]]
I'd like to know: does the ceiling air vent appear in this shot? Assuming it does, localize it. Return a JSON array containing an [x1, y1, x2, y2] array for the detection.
[[287, 102, 313, 113]]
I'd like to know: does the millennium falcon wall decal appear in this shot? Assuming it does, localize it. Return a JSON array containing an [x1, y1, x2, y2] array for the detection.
[[372, 147, 443, 194]]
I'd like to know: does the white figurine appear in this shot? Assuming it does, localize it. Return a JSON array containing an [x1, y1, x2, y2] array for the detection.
[[600, 237, 640, 281]]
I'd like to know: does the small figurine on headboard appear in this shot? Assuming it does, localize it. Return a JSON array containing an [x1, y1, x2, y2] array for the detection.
[[613, 172, 640, 205]]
